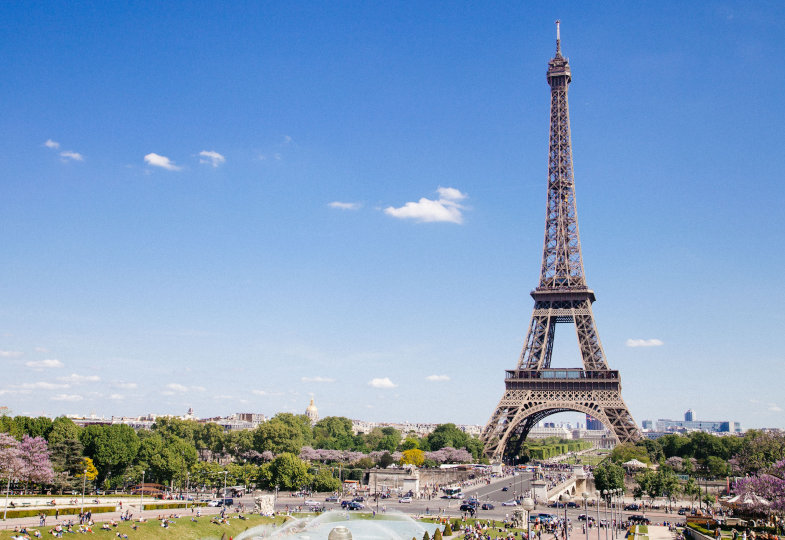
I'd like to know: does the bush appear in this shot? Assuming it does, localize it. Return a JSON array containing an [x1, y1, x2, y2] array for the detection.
[[434, 527, 443, 540], [141, 501, 206, 511], [444, 522, 453, 536], [423, 531, 430, 540]]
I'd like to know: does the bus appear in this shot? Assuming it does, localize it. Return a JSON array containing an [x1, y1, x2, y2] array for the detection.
[[442, 486, 463, 499]]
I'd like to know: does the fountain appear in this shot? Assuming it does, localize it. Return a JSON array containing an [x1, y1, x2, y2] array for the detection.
[[234, 510, 443, 540]]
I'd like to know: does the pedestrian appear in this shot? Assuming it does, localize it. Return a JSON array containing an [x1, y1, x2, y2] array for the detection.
[[55, 508, 59, 519]]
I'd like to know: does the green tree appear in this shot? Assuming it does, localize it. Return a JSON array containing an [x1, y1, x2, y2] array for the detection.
[[50, 437, 85, 493], [427, 424, 469, 452], [253, 419, 304, 455], [400, 437, 419, 451], [267, 452, 312, 490], [609, 443, 650, 465], [312, 467, 341, 492], [48, 417, 81, 445], [153, 417, 198, 445], [80, 424, 140, 481], [314, 417, 355, 450], [194, 422, 226, 455], [594, 461, 625, 494], [378, 452, 394, 468], [705, 456, 728, 478]]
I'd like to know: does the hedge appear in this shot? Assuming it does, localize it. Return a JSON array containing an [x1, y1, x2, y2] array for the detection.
[[2, 505, 116, 519]]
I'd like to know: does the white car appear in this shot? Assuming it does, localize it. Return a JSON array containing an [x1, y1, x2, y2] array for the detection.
[[399, 496, 412, 503], [304, 500, 320, 506], [502, 500, 519, 506]]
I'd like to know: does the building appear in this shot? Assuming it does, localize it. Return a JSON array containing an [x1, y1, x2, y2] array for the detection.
[[641, 420, 654, 430], [684, 409, 695, 422], [305, 398, 319, 425], [586, 414, 604, 430]]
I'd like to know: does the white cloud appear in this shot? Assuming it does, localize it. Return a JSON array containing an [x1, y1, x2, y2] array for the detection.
[[26, 358, 64, 369], [109, 394, 124, 400], [199, 150, 226, 167], [34, 347, 48, 353], [144, 153, 182, 171], [625, 338, 664, 348], [166, 383, 188, 392], [768, 403, 783, 412], [384, 186, 468, 224], [60, 151, 84, 162], [21, 381, 69, 390], [0, 350, 22, 358], [301, 376, 335, 383], [44, 139, 60, 149], [425, 374, 450, 382], [368, 377, 397, 389], [191, 386, 206, 392], [328, 201, 362, 211], [59, 373, 100, 384], [51, 394, 83, 402], [114, 381, 137, 389], [252, 389, 283, 396]]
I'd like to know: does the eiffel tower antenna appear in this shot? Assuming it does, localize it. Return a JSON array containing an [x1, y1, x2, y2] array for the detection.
[[481, 24, 640, 462]]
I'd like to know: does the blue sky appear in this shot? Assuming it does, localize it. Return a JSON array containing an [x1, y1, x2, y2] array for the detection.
[[1, 2, 784, 430]]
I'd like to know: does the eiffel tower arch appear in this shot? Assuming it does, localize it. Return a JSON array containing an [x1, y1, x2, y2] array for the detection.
[[481, 22, 640, 462]]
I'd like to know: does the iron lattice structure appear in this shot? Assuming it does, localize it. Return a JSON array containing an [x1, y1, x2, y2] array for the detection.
[[481, 23, 640, 462]]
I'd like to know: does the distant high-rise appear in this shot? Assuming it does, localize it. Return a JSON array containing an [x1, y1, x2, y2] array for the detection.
[[586, 414, 604, 431], [684, 409, 695, 422]]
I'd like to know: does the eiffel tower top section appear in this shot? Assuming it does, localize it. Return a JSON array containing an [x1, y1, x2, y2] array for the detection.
[[536, 21, 590, 300]]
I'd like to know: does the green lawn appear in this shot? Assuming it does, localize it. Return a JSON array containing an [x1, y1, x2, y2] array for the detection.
[[0, 514, 287, 540]]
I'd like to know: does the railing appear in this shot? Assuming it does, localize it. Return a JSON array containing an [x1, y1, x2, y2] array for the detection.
[[506, 369, 619, 380]]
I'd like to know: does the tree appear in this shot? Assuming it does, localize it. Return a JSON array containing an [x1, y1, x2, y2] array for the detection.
[[401, 449, 425, 467], [378, 452, 394, 468], [314, 417, 355, 450], [609, 443, 650, 465], [594, 461, 625, 494], [427, 424, 470, 452], [254, 419, 304, 455], [734, 459, 785, 513], [76, 457, 99, 481], [705, 456, 728, 478], [80, 424, 140, 481], [400, 437, 419, 451], [48, 417, 81, 446], [0, 432, 24, 482], [50, 438, 85, 494], [312, 467, 341, 492], [267, 452, 312, 490], [19, 435, 54, 485]]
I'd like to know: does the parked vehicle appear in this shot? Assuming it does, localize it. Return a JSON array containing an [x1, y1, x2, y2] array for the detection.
[[460, 503, 477, 513], [325, 496, 339, 502], [624, 503, 640, 511], [502, 500, 519, 506], [629, 515, 650, 525], [347, 502, 364, 510], [481, 503, 495, 510], [399, 497, 412, 503]]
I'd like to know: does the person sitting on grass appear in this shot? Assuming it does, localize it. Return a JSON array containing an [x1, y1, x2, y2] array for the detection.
[[101, 523, 112, 531], [115, 533, 128, 539]]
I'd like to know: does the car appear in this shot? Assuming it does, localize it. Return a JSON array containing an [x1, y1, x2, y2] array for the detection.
[[481, 503, 495, 510], [341, 500, 350, 508], [678, 508, 688, 515], [352, 496, 365, 502], [466, 498, 480, 506], [578, 514, 596, 521], [502, 500, 519, 506], [325, 496, 339, 502], [567, 501, 579, 508], [629, 515, 650, 525], [399, 497, 412, 503], [502, 487, 509, 491], [460, 503, 477, 512], [347, 502, 364, 510], [536, 513, 556, 523], [548, 501, 565, 508], [304, 500, 320, 506], [624, 503, 640, 511]]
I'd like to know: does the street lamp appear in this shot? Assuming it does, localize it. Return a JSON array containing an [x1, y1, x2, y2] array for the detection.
[[602, 490, 609, 540], [522, 497, 535, 540], [595, 492, 602, 540], [81, 469, 87, 515], [4, 476, 12, 521], [139, 471, 145, 514], [560, 494, 571, 540], [582, 492, 589, 540], [185, 472, 190, 511], [222, 471, 228, 506]]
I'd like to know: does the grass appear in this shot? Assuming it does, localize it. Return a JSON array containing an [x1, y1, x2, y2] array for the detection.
[[0, 514, 288, 540]]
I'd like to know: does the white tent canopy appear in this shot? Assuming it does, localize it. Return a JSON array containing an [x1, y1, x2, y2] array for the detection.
[[622, 459, 648, 469]]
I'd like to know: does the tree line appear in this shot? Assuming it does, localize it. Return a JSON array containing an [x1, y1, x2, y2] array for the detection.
[[0, 413, 485, 494]]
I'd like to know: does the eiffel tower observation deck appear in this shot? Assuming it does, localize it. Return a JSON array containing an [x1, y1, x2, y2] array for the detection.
[[481, 22, 640, 462]]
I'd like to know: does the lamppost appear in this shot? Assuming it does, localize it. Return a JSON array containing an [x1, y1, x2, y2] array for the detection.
[[222, 471, 228, 505], [3, 476, 12, 521], [522, 497, 535, 540], [275, 484, 279, 511], [139, 471, 145, 514], [582, 492, 589, 540], [611, 489, 618, 539], [81, 468, 87, 515], [603, 490, 610, 540], [595, 492, 602, 540], [560, 493, 571, 540]]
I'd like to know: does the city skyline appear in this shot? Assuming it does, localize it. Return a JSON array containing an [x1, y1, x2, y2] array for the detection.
[[2, 3, 784, 429]]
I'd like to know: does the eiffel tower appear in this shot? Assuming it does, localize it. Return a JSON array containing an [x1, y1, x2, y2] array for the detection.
[[481, 22, 640, 462]]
